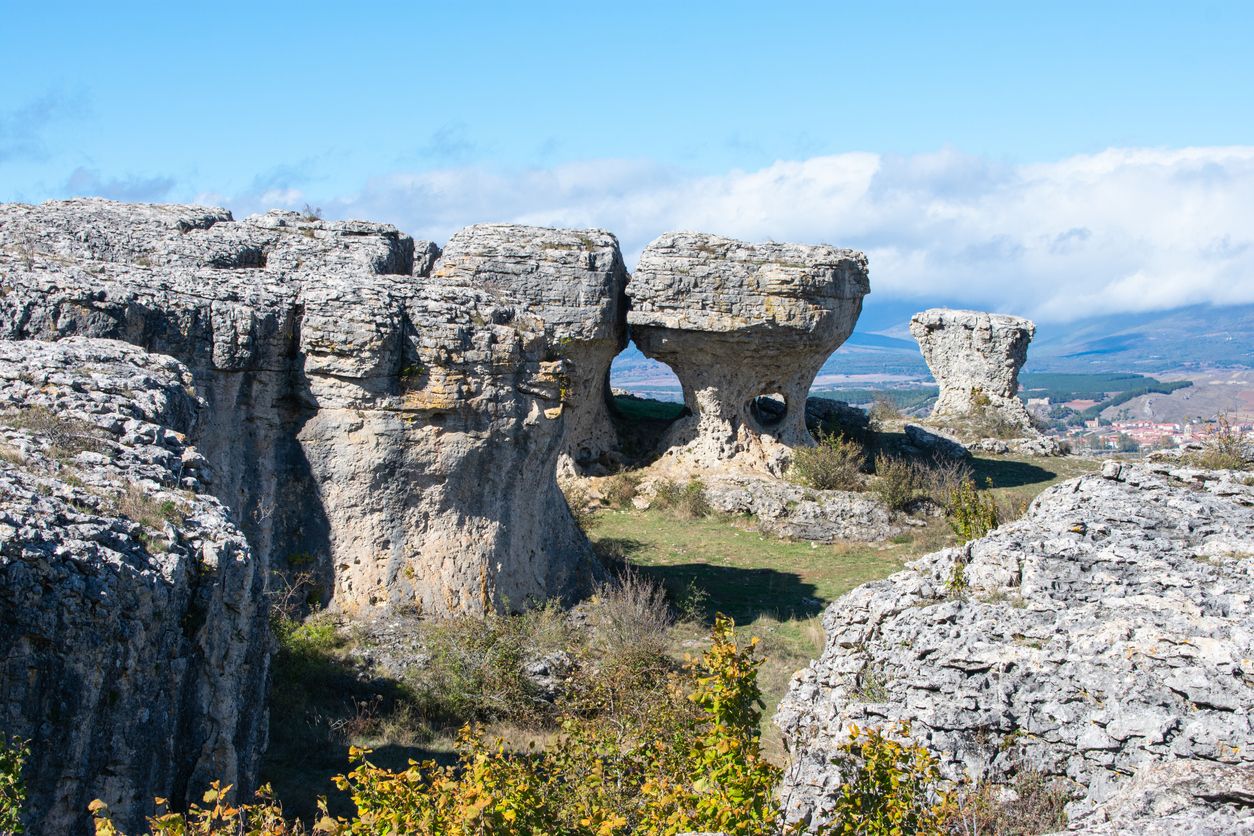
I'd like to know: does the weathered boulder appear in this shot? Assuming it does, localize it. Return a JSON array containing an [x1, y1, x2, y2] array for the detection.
[[702, 476, 903, 542], [804, 396, 871, 440], [903, 423, 971, 460], [627, 232, 869, 475], [777, 462, 1254, 831], [0, 199, 615, 615], [909, 308, 1036, 435], [0, 338, 268, 835]]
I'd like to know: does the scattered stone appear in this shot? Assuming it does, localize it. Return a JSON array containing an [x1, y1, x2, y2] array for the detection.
[[777, 462, 1254, 832], [903, 423, 971, 460], [628, 233, 869, 475], [0, 338, 268, 835]]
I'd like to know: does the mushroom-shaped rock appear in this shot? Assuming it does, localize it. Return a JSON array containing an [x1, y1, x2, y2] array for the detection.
[[627, 232, 869, 474], [432, 224, 628, 473], [909, 308, 1036, 433]]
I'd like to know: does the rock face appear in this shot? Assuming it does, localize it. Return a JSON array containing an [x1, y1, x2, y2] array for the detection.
[[628, 233, 869, 475], [0, 338, 268, 835], [909, 308, 1036, 434], [777, 462, 1254, 831], [0, 199, 621, 615], [1062, 760, 1254, 835]]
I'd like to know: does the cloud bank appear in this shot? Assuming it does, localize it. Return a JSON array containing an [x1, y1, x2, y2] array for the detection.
[[227, 146, 1254, 323]]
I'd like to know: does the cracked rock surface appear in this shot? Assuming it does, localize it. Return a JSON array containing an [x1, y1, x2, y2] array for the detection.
[[628, 232, 869, 475], [776, 462, 1254, 832], [0, 337, 268, 835]]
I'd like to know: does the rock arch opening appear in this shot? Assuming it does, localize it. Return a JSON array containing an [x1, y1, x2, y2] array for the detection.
[[603, 337, 689, 467]]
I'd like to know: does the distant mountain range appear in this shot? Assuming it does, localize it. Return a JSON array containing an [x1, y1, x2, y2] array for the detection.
[[610, 303, 1254, 389]]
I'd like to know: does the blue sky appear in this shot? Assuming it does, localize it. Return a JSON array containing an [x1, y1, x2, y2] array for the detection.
[[4, 1, 1254, 322]]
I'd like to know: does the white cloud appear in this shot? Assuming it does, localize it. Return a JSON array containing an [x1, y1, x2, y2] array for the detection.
[[233, 145, 1254, 322]]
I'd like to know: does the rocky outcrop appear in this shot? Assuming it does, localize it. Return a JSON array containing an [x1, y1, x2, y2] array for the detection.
[[909, 308, 1037, 435], [0, 199, 618, 615], [777, 461, 1254, 831], [628, 233, 869, 475], [0, 338, 268, 835]]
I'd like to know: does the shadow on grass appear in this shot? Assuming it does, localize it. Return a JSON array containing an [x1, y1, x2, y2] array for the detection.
[[261, 653, 452, 822], [970, 457, 1057, 489], [614, 554, 824, 625]]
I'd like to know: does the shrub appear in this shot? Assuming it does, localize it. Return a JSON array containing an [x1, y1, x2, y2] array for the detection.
[[0, 405, 107, 458], [828, 722, 950, 835], [93, 617, 780, 836], [1185, 415, 1253, 471], [561, 483, 597, 532], [947, 479, 999, 542], [602, 471, 641, 509], [409, 603, 574, 727], [0, 736, 27, 835], [919, 458, 972, 508], [653, 478, 711, 519], [869, 396, 901, 430], [944, 770, 1075, 835], [591, 571, 673, 665], [871, 454, 920, 511], [789, 431, 866, 491]]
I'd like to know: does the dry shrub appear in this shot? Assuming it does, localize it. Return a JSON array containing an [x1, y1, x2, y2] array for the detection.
[[602, 470, 642, 508], [920, 457, 973, 508], [0, 405, 107, 458], [1185, 415, 1253, 471], [789, 431, 866, 491], [653, 477, 711, 519], [945, 771, 1075, 835], [561, 482, 597, 531], [591, 571, 673, 662], [870, 396, 901, 430]]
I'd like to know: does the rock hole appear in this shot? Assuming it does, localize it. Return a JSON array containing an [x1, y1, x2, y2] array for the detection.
[[606, 337, 689, 463], [749, 392, 787, 429]]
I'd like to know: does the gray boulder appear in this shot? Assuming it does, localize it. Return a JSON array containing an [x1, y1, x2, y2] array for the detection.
[[703, 476, 902, 542], [777, 462, 1254, 831], [0, 338, 268, 834]]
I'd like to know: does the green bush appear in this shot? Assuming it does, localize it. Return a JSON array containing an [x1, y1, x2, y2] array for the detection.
[[602, 471, 642, 509], [871, 454, 920, 511], [0, 736, 27, 835], [947, 479, 999, 542], [789, 432, 866, 491], [829, 722, 950, 835]]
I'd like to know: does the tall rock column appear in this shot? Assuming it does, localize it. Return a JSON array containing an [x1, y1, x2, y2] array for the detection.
[[909, 308, 1037, 433], [627, 232, 869, 475]]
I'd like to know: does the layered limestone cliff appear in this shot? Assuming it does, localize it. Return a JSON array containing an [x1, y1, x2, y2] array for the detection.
[[0, 338, 268, 835], [777, 461, 1254, 832], [0, 199, 615, 615], [909, 308, 1038, 435], [628, 232, 869, 475]]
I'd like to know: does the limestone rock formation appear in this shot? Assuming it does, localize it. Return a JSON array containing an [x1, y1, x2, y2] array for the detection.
[[777, 462, 1254, 831], [628, 232, 869, 475], [909, 308, 1037, 435], [430, 223, 628, 473], [0, 338, 268, 835], [0, 199, 619, 615]]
